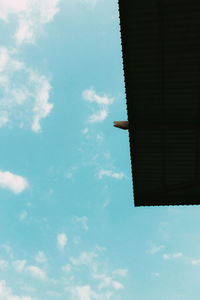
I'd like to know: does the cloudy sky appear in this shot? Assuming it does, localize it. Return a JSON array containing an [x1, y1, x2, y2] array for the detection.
[[0, 0, 200, 299]]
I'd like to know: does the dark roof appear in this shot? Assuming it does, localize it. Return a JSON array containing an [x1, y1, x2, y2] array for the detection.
[[118, 0, 200, 206]]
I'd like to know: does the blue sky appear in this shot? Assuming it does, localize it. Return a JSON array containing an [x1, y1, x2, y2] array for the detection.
[[0, 0, 200, 299]]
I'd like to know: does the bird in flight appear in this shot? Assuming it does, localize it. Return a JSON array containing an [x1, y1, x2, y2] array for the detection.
[[113, 121, 129, 130]]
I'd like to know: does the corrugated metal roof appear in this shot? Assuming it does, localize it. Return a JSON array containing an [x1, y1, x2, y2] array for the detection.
[[118, 0, 200, 206]]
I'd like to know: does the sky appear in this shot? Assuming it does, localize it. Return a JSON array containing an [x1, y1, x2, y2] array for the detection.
[[0, 0, 200, 299]]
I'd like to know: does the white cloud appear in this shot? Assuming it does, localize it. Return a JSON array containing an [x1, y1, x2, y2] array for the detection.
[[112, 281, 124, 290], [75, 285, 97, 300], [30, 73, 53, 133], [0, 47, 9, 71], [0, 0, 29, 21], [0, 47, 53, 133], [0, 170, 29, 194], [37, 0, 60, 23], [82, 88, 114, 123], [0, 280, 35, 300], [149, 245, 165, 255], [98, 170, 125, 180], [0, 260, 8, 270], [27, 265, 46, 280], [163, 254, 170, 260], [68, 284, 113, 300], [35, 251, 47, 263], [0, 0, 61, 45], [153, 272, 160, 277], [163, 252, 183, 260], [57, 233, 67, 250], [89, 109, 108, 123], [15, 18, 34, 45], [112, 269, 128, 277], [74, 216, 88, 231], [13, 260, 26, 272]]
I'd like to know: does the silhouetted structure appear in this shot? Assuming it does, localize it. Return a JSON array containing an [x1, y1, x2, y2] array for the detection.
[[118, 0, 200, 206], [113, 121, 129, 130]]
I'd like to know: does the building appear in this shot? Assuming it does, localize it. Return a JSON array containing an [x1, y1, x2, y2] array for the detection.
[[118, 0, 200, 206]]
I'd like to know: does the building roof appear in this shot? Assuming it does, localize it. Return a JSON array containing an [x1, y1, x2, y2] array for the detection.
[[118, 0, 200, 206]]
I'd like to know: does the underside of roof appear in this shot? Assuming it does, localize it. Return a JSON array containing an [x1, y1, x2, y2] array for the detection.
[[118, 0, 200, 206]]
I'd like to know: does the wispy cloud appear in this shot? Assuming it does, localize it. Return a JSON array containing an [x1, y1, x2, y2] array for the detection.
[[0, 0, 61, 45], [82, 88, 114, 106], [0, 0, 57, 134], [70, 251, 97, 267], [47, 290, 62, 297], [103, 198, 110, 208], [67, 283, 114, 300], [95, 245, 106, 252], [62, 264, 71, 273], [149, 245, 165, 255], [66, 166, 78, 179], [31, 72, 53, 133], [98, 169, 125, 180], [74, 216, 88, 231], [89, 108, 108, 123], [69, 249, 125, 298], [81, 127, 90, 140], [0, 259, 8, 270], [0, 170, 29, 194], [71, 285, 97, 300], [191, 258, 200, 265], [82, 127, 89, 135], [57, 233, 67, 250], [0, 115, 8, 128], [1, 244, 13, 258], [0, 47, 53, 133], [112, 269, 128, 277], [73, 236, 81, 245], [0, 280, 35, 300], [93, 273, 124, 290], [163, 252, 183, 260], [96, 133, 104, 143], [35, 251, 47, 263], [19, 210, 28, 221], [27, 265, 46, 280], [82, 88, 114, 124], [13, 260, 26, 272]]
